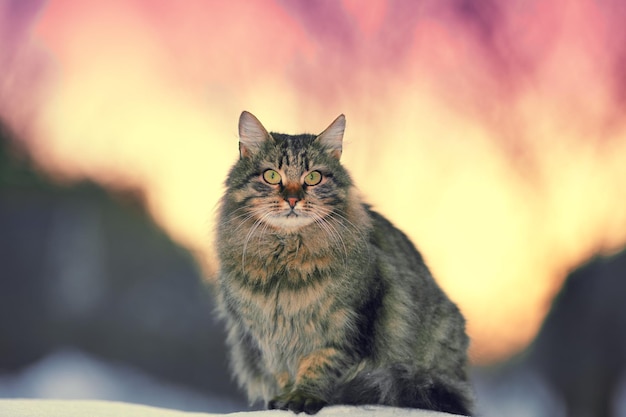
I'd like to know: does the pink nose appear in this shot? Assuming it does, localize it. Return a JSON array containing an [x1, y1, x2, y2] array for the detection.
[[287, 197, 299, 208]]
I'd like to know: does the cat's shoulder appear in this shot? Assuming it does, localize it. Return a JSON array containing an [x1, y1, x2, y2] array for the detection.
[[363, 204, 400, 235], [364, 204, 424, 258]]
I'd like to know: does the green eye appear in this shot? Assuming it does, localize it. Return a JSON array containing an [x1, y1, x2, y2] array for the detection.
[[304, 171, 322, 186], [263, 169, 281, 185]]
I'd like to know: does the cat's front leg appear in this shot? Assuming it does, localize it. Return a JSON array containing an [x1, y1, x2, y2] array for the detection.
[[268, 388, 326, 415], [268, 347, 348, 414], [227, 324, 278, 403]]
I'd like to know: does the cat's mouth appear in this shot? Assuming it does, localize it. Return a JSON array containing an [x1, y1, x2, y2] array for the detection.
[[263, 208, 315, 230]]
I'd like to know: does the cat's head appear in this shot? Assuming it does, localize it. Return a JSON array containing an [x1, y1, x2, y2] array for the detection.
[[223, 111, 353, 232]]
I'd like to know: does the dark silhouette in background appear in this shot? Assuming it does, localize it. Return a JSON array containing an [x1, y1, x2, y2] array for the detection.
[[1, 122, 625, 416], [529, 247, 626, 417], [0, 123, 245, 408]]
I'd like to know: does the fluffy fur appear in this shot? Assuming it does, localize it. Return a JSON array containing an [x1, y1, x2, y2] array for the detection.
[[215, 111, 473, 415]]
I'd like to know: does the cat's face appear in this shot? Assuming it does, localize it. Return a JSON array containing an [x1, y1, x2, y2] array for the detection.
[[224, 111, 352, 232]]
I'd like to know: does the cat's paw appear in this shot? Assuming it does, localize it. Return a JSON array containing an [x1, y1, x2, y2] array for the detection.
[[268, 389, 327, 415]]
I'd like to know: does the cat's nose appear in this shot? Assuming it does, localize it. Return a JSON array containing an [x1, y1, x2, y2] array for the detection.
[[282, 182, 303, 208], [286, 197, 299, 208]]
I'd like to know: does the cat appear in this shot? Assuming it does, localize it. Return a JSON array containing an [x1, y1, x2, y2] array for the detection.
[[215, 111, 474, 415]]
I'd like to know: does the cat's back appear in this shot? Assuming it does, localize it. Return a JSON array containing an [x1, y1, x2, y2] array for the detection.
[[366, 205, 461, 307], [366, 208, 434, 286], [364, 207, 468, 362]]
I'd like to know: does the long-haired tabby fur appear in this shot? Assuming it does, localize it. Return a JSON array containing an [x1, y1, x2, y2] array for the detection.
[[215, 111, 473, 415]]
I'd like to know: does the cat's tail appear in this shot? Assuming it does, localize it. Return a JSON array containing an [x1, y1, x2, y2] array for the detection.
[[334, 364, 473, 416]]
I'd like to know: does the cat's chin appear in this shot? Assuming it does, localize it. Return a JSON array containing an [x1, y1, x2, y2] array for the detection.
[[263, 215, 315, 231]]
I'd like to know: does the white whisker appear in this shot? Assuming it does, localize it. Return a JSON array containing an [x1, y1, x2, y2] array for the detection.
[[307, 203, 372, 265], [308, 211, 348, 266], [241, 211, 274, 272], [312, 205, 364, 238]]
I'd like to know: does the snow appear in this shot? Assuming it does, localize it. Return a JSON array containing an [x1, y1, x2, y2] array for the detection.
[[0, 399, 462, 417], [471, 367, 564, 417], [0, 349, 242, 413], [0, 350, 465, 416]]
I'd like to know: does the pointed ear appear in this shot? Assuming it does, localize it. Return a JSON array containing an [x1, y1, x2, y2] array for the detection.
[[238, 111, 272, 158], [316, 114, 345, 159]]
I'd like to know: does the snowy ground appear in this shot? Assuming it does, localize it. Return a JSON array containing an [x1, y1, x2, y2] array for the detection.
[[0, 349, 243, 413], [0, 349, 462, 416], [0, 399, 461, 417], [2, 349, 625, 416]]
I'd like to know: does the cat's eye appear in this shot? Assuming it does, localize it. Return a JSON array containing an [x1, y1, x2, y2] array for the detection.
[[263, 169, 281, 185], [304, 171, 322, 186]]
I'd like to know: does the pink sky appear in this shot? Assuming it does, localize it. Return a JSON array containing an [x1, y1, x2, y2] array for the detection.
[[2, 0, 626, 362]]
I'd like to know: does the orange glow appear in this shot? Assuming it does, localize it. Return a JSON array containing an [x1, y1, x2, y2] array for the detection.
[[2, 0, 626, 363]]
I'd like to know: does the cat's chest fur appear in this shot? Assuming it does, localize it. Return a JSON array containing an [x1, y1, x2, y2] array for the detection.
[[226, 230, 344, 361], [234, 225, 339, 287]]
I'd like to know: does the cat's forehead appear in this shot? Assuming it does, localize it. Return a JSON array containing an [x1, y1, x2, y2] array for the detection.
[[270, 133, 318, 172]]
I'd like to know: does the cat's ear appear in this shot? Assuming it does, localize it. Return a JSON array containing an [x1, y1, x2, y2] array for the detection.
[[238, 111, 272, 159], [316, 114, 345, 160]]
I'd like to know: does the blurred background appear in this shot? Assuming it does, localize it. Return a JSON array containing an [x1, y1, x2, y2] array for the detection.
[[1, 1, 625, 416]]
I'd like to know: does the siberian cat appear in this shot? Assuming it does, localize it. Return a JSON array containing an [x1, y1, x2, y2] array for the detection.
[[215, 111, 473, 415]]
